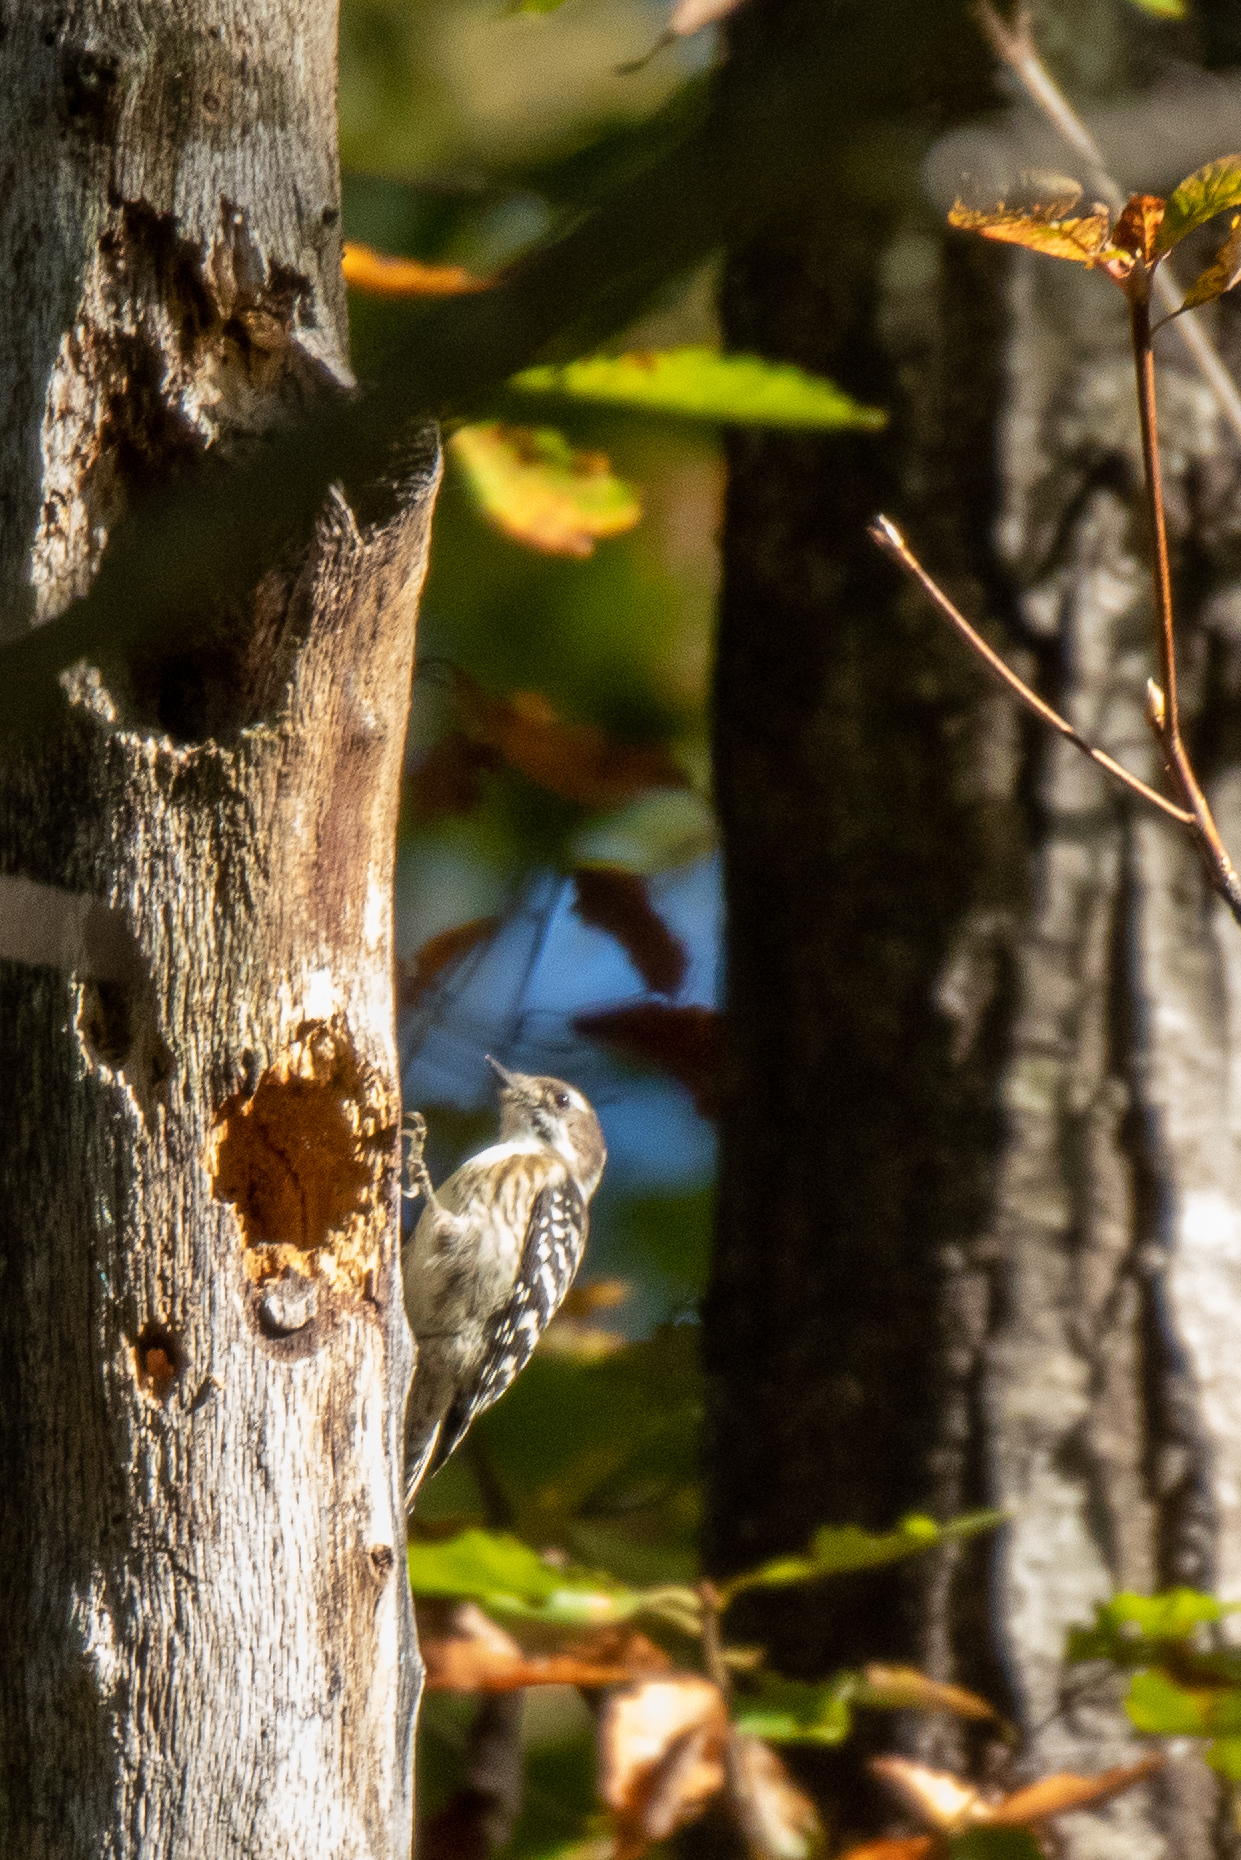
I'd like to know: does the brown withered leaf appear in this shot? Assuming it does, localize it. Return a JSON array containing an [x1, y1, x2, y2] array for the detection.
[[870, 1752, 1162, 1837], [599, 1676, 729, 1860], [985, 1757, 1162, 1827], [409, 731, 502, 824], [421, 1603, 669, 1693], [398, 917, 500, 1011], [1182, 214, 1241, 310], [452, 668, 689, 809], [575, 1003, 722, 1118], [726, 1732, 825, 1860], [563, 1627, 672, 1676], [948, 199, 1114, 265], [573, 867, 688, 995], [341, 241, 490, 296], [1112, 193, 1166, 261], [870, 1758, 982, 1832], [858, 1665, 1001, 1725]]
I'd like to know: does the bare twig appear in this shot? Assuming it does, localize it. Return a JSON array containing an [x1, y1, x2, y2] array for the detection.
[[975, 2, 1241, 449], [1127, 275, 1241, 921], [868, 516, 1194, 828]]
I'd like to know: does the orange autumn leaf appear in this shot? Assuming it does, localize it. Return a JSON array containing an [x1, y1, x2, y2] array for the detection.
[[836, 1842, 934, 1860], [450, 422, 641, 558], [423, 1638, 666, 1692], [948, 198, 1115, 265], [1112, 193, 1166, 261], [420, 1604, 670, 1693], [341, 241, 489, 297], [599, 1676, 729, 1860], [870, 1752, 1162, 1836], [986, 1756, 1163, 1826], [451, 668, 689, 808]]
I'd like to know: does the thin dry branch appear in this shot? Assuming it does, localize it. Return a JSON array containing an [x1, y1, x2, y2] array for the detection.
[[869, 516, 1192, 827], [1127, 282, 1241, 921], [975, 2, 1241, 449], [871, 516, 1241, 924]]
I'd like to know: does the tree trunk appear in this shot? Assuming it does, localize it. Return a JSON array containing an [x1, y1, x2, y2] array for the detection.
[[708, 3, 1241, 1854], [0, 6, 435, 1854]]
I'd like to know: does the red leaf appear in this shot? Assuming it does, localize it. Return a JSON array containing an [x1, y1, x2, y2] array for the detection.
[[398, 918, 500, 1010], [574, 1004, 722, 1118], [573, 867, 688, 995], [452, 668, 689, 809], [409, 731, 502, 824]]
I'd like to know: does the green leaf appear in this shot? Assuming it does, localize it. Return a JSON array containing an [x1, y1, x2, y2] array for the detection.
[[408, 1527, 582, 1601], [1156, 156, 1241, 254], [1067, 1587, 1230, 1664], [731, 1674, 856, 1746], [1124, 0, 1185, 15], [406, 1526, 702, 1632], [408, 1528, 629, 1618], [950, 1834, 1044, 1860], [721, 1510, 1003, 1603], [1126, 1668, 1211, 1735], [510, 348, 886, 431], [1207, 1737, 1241, 1781]]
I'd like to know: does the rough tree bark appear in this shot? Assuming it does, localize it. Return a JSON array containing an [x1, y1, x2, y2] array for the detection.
[[0, 6, 434, 1854], [707, 2, 1241, 1855]]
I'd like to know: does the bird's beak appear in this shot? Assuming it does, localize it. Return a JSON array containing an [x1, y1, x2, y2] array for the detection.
[[485, 1054, 518, 1091]]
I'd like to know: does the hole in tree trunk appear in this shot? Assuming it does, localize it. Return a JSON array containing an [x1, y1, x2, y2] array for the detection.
[[135, 1322, 186, 1401], [208, 1016, 397, 1300]]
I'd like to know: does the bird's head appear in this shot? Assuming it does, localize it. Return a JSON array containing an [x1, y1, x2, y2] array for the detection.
[[486, 1056, 607, 1195]]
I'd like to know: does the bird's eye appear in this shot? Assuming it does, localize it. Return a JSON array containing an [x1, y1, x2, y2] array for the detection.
[[553, 1089, 570, 1110]]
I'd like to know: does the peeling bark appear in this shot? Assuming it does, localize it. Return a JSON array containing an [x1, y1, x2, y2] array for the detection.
[[0, 5, 435, 1855]]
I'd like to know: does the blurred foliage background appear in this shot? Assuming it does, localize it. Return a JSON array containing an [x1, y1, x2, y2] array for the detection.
[[338, 2, 729, 1846]]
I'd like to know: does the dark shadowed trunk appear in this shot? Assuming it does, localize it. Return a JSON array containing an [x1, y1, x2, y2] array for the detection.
[[0, 5, 434, 1853], [707, 2, 1241, 1853]]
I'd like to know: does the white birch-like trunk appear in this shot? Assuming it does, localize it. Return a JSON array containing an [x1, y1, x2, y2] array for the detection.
[[0, 6, 435, 1853]]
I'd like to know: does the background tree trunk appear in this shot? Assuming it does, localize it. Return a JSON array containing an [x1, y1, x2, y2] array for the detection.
[[0, 6, 434, 1853], [707, 2, 1241, 1854]]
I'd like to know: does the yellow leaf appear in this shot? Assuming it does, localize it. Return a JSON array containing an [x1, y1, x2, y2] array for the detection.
[[858, 1664, 999, 1723], [1181, 215, 1241, 310], [449, 423, 641, 558], [948, 200, 1114, 265]]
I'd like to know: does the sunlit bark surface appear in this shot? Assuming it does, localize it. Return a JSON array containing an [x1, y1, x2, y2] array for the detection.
[[0, 7, 434, 1854]]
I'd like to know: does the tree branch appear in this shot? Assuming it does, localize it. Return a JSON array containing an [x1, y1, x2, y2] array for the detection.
[[869, 515, 1194, 827]]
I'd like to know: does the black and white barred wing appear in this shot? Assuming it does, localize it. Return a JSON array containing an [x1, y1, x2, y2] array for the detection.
[[432, 1176, 588, 1474]]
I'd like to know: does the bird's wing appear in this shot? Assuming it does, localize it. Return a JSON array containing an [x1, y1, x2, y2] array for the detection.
[[429, 1176, 588, 1476]]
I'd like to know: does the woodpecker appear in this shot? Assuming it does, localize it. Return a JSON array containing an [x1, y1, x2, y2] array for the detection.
[[401, 1056, 606, 1506]]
